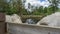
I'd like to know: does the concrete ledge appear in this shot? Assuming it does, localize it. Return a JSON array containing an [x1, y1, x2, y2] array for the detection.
[[7, 23, 60, 34]]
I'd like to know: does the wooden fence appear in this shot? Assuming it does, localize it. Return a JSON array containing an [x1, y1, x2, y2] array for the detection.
[[21, 15, 45, 23], [21, 15, 45, 18]]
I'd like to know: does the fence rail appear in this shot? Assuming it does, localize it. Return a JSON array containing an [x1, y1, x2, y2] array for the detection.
[[21, 15, 45, 18]]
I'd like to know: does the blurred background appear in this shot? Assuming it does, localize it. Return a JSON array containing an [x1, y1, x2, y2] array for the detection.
[[0, 0, 60, 24]]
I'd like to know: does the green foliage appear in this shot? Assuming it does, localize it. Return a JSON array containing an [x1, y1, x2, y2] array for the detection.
[[32, 11, 41, 15], [32, 6, 44, 15], [0, 0, 60, 16], [0, 0, 23, 15], [31, 0, 60, 16], [0, 0, 8, 13], [21, 9, 28, 15], [5, 6, 18, 15], [48, 0, 59, 12]]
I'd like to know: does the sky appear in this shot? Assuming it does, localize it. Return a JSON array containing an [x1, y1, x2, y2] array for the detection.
[[40, 0, 46, 2], [25, 0, 50, 8], [7, 0, 50, 8], [24, 0, 51, 11]]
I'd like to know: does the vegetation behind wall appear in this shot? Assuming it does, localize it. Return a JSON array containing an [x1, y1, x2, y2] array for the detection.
[[0, 0, 60, 16]]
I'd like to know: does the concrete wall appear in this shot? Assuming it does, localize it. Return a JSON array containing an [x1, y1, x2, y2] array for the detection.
[[0, 13, 6, 34], [7, 23, 60, 34]]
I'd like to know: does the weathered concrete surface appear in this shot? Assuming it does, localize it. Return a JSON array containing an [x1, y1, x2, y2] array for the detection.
[[37, 12, 60, 27], [7, 23, 60, 34], [5, 14, 22, 23], [5, 15, 12, 23]]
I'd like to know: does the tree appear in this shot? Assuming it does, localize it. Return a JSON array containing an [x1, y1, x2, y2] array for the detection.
[[32, 6, 44, 15], [0, 0, 8, 13], [5, 0, 20, 15], [0, 0, 19, 15], [48, 0, 60, 13]]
